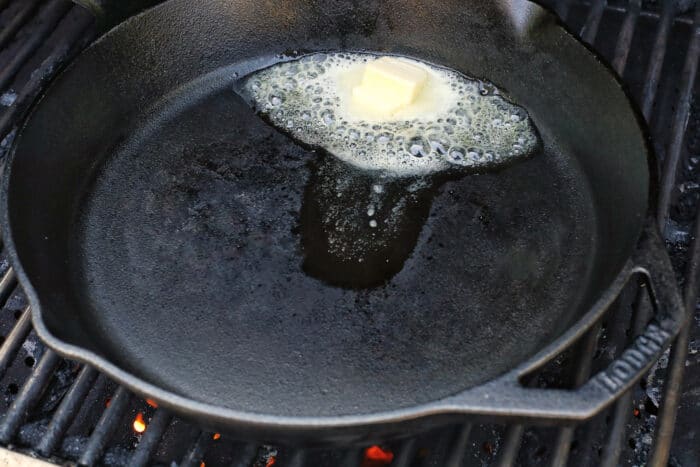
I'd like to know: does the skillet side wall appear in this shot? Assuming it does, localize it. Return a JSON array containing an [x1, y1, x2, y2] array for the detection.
[[4, 0, 647, 413]]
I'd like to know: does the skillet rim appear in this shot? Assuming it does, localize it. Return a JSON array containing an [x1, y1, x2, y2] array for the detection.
[[0, 0, 663, 440]]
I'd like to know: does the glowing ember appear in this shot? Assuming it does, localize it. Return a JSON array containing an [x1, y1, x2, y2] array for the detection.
[[105, 398, 111, 408], [633, 408, 640, 417], [133, 412, 147, 433], [200, 462, 205, 467], [364, 445, 394, 464], [146, 398, 158, 408], [212, 433, 221, 440], [265, 457, 276, 467]]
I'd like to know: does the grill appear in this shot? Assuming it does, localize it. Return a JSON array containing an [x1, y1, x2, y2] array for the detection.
[[0, 0, 699, 465]]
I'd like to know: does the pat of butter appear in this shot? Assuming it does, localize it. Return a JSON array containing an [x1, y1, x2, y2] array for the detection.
[[352, 57, 428, 116]]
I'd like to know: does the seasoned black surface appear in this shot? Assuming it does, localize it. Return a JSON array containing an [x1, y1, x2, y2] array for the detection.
[[74, 75, 594, 416]]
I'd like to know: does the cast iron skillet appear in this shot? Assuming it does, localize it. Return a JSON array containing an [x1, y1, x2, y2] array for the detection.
[[1, 0, 686, 445]]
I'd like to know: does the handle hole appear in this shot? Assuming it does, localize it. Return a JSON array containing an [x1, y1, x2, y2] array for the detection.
[[517, 274, 648, 389]]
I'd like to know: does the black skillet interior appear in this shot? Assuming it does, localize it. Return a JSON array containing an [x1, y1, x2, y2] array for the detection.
[[3, 0, 649, 423]]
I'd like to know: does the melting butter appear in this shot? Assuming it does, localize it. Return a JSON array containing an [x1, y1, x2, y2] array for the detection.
[[352, 56, 428, 116], [240, 53, 539, 177]]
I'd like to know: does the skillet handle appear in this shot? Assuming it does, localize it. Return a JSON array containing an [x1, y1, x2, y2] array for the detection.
[[543, 219, 685, 418], [444, 218, 685, 421], [579, 219, 685, 403], [71, 0, 164, 29]]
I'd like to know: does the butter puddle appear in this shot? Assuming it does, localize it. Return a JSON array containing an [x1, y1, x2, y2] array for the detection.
[[238, 52, 540, 177]]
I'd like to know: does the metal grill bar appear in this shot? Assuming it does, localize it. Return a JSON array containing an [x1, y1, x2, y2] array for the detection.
[[600, 289, 652, 467], [128, 408, 172, 467], [78, 385, 131, 467], [596, 3, 695, 24], [548, 324, 600, 467], [0, 306, 31, 379], [0, 11, 93, 140], [0, 267, 17, 306], [649, 204, 700, 465], [611, 0, 640, 75], [649, 289, 696, 465], [0, 349, 60, 444], [230, 443, 258, 467], [592, 3, 698, 465], [445, 423, 473, 467], [393, 438, 417, 467], [495, 425, 524, 467], [600, 401, 631, 467], [580, 0, 607, 44], [0, 0, 42, 51], [541, 5, 626, 465], [0, 0, 71, 92], [422, 427, 451, 467], [35, 364, 98, 457], [641, 1, 677, 120], [657, 5, 700, 231], [180, 430, 211, 467]]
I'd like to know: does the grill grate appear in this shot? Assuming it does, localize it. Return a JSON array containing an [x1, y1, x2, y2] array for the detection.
[[0, 0, 699, 465]]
